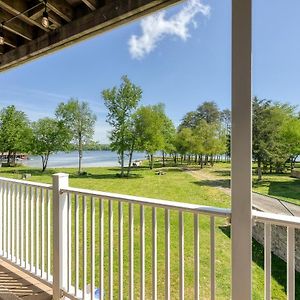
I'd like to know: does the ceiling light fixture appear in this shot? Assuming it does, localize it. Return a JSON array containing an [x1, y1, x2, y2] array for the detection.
[[42, 0, 49, 28]]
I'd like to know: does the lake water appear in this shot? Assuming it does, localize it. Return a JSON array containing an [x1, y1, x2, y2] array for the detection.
[[22, 151, 146, 168]]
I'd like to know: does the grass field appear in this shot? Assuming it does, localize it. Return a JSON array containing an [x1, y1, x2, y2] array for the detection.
[[191, 161, 300, 206], [0, 164, 298, 299]]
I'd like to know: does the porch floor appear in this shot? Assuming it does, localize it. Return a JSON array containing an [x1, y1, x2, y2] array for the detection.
[[0, 261, 52, 300]]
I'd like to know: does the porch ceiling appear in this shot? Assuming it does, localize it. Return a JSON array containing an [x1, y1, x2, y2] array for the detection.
[[0, 0, 181, 72]]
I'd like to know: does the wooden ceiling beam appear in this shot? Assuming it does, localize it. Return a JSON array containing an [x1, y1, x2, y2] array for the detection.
[[0, 0, 49, 31], [0, 0, 181, 71], [82, 0, 97, 11], [46, 0, 74, 22], [0, 9, 33, 40]]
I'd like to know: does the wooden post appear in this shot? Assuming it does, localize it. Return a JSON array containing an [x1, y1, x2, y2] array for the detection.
[[52, 173, 69, 299], [231, 0, 252, 299]]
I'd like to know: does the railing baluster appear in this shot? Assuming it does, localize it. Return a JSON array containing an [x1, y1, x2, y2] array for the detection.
[[30, 186, 34, 272], [41, 188, 45, 277], [210, 216, 215, 300], [36, 188, 39, 275], [118, 202, 123, 300], [152, 207, 157, 300], [15, 184, 19, 263], [11, 183, 14, 260], [1, 182, 4, 256], [194, 214, 199, 300], [99, 198, 104, 300], [83, 195, 87, 300], [7, 183, 11, 259], [0, 182, 2, 256], [25, 185, 29, 269], [287, 226, 295, 300], [14, 184, 20, 264], [20, 185, 24, 266], [264, 223, 271, 300], [4, 182, 7, 257], [91, 197, 95, 300], [68, 193, 72, 293], [129, 203, 134, 300], [165, 209, 170, 300], [140, 205, 145, 300], [75, 194, 79, 296], [47, 189, 51, 280], [179, 212, 184, 300], [109, 200, 113, 300]]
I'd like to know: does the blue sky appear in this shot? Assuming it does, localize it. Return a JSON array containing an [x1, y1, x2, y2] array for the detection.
[[0, 0, 299, 143]]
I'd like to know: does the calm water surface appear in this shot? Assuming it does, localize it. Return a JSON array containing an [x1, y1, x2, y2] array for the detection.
[[22, 151, 146, 168]]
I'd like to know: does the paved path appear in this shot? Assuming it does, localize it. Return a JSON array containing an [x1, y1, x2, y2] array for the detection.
[[185, 168, 300, 217]]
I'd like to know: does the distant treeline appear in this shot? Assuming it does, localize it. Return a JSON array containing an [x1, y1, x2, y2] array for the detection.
[[1, 76, 299, 179], [68, 142, 111, 151]]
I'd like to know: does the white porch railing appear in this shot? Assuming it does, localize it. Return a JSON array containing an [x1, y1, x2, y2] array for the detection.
[[0, 174, 299, 299]]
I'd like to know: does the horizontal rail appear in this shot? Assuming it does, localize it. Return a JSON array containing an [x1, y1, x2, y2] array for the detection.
[[0, 176, 52, 189], [253, 210, 300, 228], [61, 187, 231, 218]]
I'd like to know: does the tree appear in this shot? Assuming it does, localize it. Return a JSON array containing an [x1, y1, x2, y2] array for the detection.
[[221, 109, 231, 161], [56, 99, 97, 174], [196, 101, 220, 124], [175, 128, 195, 164], [102, 75, 142, 177], [32, 118, 71, 171], [280, 117, 300, 170], [0, 105, 32, 164], [252, 97, 296, 179], [134, 104, 165, 169]]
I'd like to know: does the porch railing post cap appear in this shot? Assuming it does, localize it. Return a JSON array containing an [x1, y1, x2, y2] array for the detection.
[[53, 173, 69, 177]]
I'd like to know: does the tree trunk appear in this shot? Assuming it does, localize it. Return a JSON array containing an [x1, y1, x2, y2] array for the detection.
[[127, 141, 135, 177], [162, 151, 165, 167], [150, 154, 154, 169], [120, 150, 125, 176], [7, 151, 11, 164], [78, 136, 83, 174], [257, 159, 262, 181], [42, 153, 50, 172]]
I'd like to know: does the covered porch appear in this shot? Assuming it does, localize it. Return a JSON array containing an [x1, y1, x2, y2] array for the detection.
[[0, 0, 299, 299]]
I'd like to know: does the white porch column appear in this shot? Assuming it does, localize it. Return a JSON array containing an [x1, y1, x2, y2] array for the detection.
[[52, 173, 69, 300], [231, 0, 252, 299]]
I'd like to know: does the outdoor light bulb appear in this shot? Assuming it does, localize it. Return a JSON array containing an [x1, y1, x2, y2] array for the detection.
[[42, 11, 49, 28], [0, 35, 4, 45]]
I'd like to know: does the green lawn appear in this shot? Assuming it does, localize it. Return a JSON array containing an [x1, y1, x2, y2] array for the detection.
[[0, 165, 298, 299], [193, 161, 300, 206]]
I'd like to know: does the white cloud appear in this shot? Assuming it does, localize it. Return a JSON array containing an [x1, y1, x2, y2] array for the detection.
[[128, 0, 210, 59]]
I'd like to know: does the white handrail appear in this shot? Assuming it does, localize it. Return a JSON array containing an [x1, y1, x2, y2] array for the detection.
[[0, 176, 52, 189], [61, 186, 231, 217], [253, 210, 300, 228]]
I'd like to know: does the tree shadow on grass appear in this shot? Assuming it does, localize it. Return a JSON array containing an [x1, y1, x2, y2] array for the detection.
[[219, 225, 300, 298], [211, 169, 231, 177], [0, 168, 144, 180], [69, 172, 143, 180], [0, 168, 55, 177], [258, 180, 300, 202], [192, 179, 230, 189]]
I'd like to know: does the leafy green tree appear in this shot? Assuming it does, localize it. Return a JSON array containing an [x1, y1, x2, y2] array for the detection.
[[161, 115, 176, 166], [101, 75, 142, 177], [280, 117, 300, 170], [32, 118, 71, 171], [252, 97, 296, 178], [134, 104, 165, 169], [175, 128, 195, 164], [0, 105, 32, 164], [56, 99, 97, 174], [196, 101, 220, 124]]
